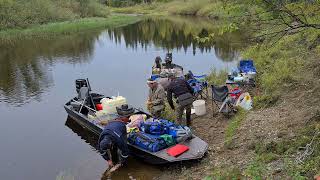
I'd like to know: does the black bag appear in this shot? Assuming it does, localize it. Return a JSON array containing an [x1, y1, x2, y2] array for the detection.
[[177, 93, 194, 106]]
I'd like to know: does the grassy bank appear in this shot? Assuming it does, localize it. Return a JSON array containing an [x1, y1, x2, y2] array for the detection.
[[0, 15, 141, 45], [111, 0, 245, 18], [0, 0, 109, 30]]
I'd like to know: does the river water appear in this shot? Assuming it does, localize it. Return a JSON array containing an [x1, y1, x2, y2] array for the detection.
[[0, 16, 244, 180]]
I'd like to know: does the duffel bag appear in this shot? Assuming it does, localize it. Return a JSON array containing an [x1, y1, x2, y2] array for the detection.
[[128, 132, 167, 152], [140, 119, 174, 135], [168, 126, 192, 143]]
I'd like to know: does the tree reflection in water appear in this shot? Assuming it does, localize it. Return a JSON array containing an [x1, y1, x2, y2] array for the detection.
[[107, 16, 245, 60], [0, 32, 100, 106]]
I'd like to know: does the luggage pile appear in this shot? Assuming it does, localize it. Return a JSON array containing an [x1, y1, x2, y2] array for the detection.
[[127, 117, 192, 152], [227, 59, 257, 85]]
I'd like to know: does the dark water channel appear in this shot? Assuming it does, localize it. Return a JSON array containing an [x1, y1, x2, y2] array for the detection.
[[0, 16, 245, 180]]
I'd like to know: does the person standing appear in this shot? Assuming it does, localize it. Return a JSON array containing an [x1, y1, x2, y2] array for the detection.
[[166, 74, 194, 126], [146, 78, 166, 118]]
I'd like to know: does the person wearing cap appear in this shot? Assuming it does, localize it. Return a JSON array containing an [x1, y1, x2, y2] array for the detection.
[[98, 119, 129, 168], [146, 78, 166, 118], [166, 73, 194, 126]]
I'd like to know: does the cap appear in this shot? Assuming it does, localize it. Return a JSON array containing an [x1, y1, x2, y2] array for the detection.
[[147, 78, 156, 84]]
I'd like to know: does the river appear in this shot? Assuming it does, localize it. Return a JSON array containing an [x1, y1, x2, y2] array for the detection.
[[0, 16, 245, 180]]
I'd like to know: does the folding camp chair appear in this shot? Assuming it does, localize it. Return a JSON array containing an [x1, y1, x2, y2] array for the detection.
[[210, 84, 234, 116], [186, 71, 209, 100]]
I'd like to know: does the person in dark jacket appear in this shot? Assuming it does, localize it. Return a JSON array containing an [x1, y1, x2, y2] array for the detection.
[[98, 120, 129, 168], [162, 53, 183, 70], [152, 56, 162, 74], [166, 74, 194, 126]]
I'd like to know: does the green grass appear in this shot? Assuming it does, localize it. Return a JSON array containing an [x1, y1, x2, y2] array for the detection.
[[206, 69, 228, 86], [0, 0, 110, 30], [243, 158, 267, 180], [248, 122, 320, 179], [204, 167, 242, 180], [224, 109, 247, 147], [242, 30, 316, 108], [111, 0, 246, 19], [0, 15, 141, 45], [162, 102, 177, 122]]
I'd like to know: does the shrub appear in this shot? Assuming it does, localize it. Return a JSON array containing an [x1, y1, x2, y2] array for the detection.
[[206, 68, 228, 86]]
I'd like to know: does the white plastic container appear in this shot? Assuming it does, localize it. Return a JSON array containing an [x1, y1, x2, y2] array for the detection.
[[100, 96, 127, 115], [193, 100, 206, 116]]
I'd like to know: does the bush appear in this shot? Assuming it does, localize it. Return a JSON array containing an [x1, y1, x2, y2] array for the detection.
[[206, 68, 228, 86]]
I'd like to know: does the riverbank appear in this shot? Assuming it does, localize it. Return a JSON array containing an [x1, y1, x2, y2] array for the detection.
[[0, 0, 110, 30], [0, 15, 141, 45], [110, 0, 241, 18]]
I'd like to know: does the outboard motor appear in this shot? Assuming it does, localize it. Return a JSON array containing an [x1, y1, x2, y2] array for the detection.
[[75, 79, 88, 93], [166, 52, 172, 61]]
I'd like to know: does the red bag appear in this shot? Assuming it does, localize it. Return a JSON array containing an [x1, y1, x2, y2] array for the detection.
[[96, 104, 103, 111], [167, 144, 189, 157]]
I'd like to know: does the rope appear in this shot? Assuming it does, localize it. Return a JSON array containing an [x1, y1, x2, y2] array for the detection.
[[295, 130, 320, 164]]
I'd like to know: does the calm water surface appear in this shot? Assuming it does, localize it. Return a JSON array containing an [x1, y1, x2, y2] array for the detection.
[[0, 16, 245, 180]]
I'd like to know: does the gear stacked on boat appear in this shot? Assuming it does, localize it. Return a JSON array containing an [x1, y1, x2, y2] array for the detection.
[[127, 118, 192, 152]]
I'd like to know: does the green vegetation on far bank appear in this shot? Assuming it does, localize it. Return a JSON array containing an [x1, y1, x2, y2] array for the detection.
[[0, 0, 109, 30], [0, 15, 141, 45], [110, 0, 245, 18], [0, 0, 143, 45]]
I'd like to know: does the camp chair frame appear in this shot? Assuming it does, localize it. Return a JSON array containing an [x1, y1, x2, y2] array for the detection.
[[210, 84, 235, 116], [193, 83, 209, 100], [186, 72, 209, 100]]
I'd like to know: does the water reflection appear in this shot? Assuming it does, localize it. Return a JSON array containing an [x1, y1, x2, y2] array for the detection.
[[0, 32, 100, 106], [65, 118, 99, 149], [108, 16, 244, 60], [65, 117, 161, 180]]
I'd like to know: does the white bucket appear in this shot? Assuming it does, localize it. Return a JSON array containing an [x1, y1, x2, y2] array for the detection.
[[192, 100, 206, 116]]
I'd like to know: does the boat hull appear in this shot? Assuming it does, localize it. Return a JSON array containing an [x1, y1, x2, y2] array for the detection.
[[64, 98, 208, 165]]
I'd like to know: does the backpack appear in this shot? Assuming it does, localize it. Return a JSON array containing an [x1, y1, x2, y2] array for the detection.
[[177, 93, 194, 106], [128, 132, 167, 152]]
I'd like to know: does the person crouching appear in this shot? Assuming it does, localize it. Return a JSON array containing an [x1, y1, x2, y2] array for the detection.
[[98, 119, 129, 169]]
